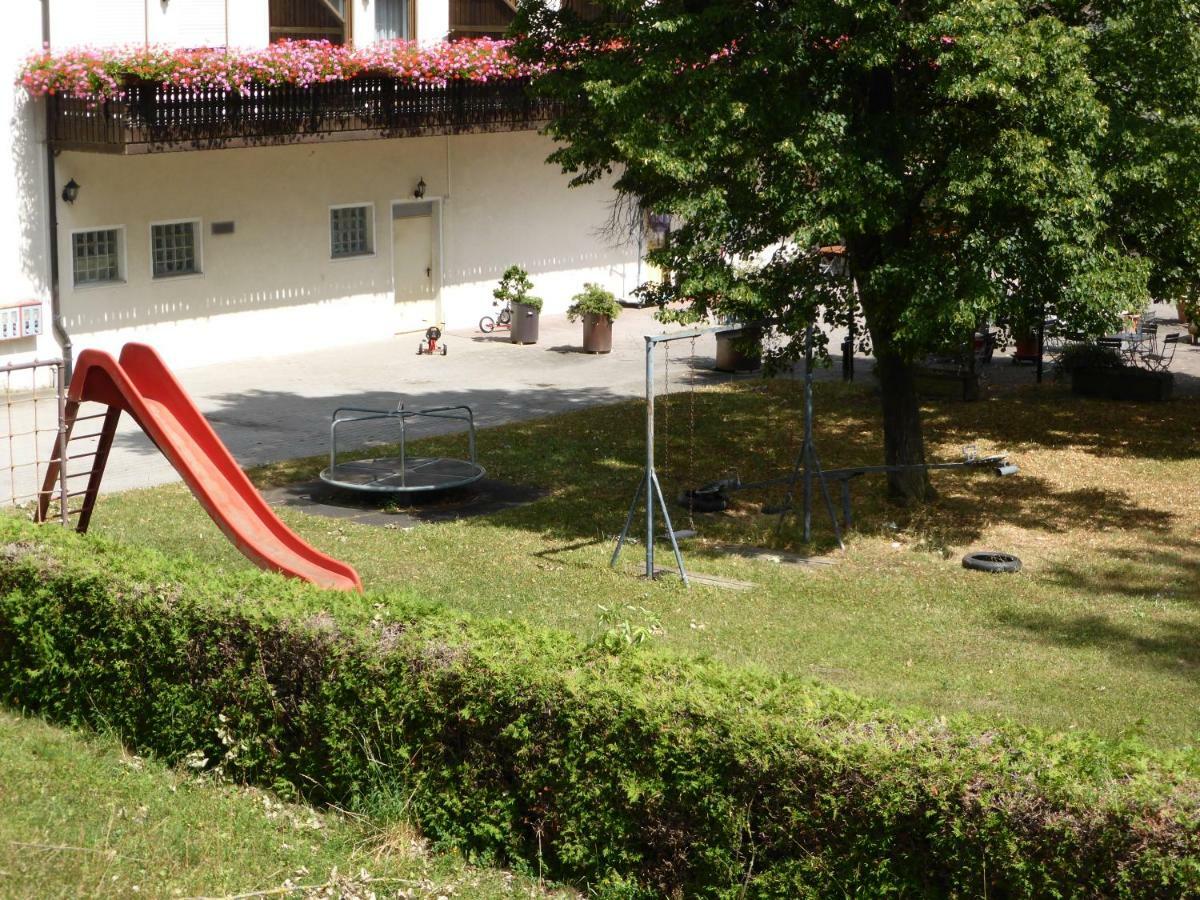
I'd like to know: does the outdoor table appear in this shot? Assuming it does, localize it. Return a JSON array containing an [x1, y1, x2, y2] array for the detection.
[[1106, 331, 1150, 363]]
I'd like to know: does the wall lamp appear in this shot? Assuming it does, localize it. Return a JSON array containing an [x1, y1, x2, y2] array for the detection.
[[413, 177, 426, 199], [61, 178, 80, 204]]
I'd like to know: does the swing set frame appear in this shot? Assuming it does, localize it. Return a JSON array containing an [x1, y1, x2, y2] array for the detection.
[[609, 321, 1016, 587], [609, 322, 843, 586]]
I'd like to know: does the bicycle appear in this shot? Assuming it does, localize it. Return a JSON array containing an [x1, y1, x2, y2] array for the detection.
[[479, 301, 512, 333]]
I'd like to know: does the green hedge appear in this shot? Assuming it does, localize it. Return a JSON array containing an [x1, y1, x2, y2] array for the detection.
[[1, 517, 1198, 897]]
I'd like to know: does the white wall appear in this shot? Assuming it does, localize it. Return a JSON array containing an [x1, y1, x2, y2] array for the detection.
[[55, 131, 636, 369], [442, 130, 637, 321], [148, 0, 227, 46], [48, 0, 268, 49], [0, 2, 58, 382], [49, 0, 148, 49]]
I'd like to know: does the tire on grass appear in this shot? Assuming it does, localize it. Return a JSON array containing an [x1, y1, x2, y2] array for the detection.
[[962, 551, 1022, 574]]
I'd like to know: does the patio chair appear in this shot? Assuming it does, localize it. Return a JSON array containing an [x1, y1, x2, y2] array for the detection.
[[1141, 332, 1182, 372], [1043, 326, 1085, 367], [1102, 321, 1157, 366], [1134, 319, 1160, 359]]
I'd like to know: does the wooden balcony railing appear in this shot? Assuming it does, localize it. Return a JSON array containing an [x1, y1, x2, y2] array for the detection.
[[48, 77, 554, 154]]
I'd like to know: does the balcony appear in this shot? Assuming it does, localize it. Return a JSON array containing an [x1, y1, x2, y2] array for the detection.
[[48, 77, 553, 155]]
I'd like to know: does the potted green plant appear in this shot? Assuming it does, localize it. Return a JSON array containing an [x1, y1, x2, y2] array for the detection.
[[566, 283, 620, 353], [1180, 296, 1200, 343], [494, 265, 543, 345]]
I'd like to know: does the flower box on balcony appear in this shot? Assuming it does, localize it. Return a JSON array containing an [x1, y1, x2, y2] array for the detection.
[[27, 40, 554, 154]]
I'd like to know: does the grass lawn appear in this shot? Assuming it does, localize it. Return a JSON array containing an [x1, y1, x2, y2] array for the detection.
[[0, 711, 571, 898], [86, 377, 1200, 749]]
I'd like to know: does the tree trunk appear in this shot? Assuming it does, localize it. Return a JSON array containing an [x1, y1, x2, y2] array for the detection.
[[875, 352, 934, 503], [848, 244, 934, 504]]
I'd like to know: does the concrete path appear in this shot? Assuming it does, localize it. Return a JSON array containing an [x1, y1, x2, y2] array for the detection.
[[4, 301, 1198, 502]]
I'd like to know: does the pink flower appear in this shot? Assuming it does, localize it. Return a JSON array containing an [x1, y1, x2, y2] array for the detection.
[[16, 38, 533, 100]]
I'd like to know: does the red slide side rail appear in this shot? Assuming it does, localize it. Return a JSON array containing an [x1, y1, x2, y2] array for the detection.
[[44, 343, 362, 592]]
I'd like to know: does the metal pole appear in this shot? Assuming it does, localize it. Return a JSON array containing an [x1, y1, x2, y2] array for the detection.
[[809, 445, 845, 551], [329, 419, 339, 476], [802, 323, 814, 543], [1036, 304, 1045, 384], [846, 306, 856, 382], [651, 469, 688, 585], [610, 471, 646, 568], [645, 336, 655, 579], [55, 362, 67, 525], [399, 417, 407, 487]]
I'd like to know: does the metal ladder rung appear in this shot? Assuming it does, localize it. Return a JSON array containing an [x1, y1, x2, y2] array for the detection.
[[67, 432, 106, 442]]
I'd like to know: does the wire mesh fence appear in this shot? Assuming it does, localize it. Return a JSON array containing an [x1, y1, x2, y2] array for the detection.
[[1, 359, 68, 524]]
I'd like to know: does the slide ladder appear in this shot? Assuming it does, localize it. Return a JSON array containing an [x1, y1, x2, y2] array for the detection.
[[37, 343, 361, 592]]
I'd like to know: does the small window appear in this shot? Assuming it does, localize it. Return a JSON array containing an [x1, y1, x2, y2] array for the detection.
[[151, 220, 201, 278], [330, 205, 374, 258], [72, 228, 123, 287]]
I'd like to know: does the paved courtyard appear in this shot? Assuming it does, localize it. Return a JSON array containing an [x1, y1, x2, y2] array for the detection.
[[3, 302, 1198, 503], [67, 306, 710, 495]]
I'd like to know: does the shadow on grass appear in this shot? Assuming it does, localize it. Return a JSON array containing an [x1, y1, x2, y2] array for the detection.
[[921, 381, 1200, 462], [1040, 538, 1200, 602], [991, 607, 1200, 678]]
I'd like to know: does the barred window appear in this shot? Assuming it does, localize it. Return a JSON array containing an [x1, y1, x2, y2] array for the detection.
[[151, 221, 200, 278], [72, 228, 122, 286], [330, 205, 373, 258]]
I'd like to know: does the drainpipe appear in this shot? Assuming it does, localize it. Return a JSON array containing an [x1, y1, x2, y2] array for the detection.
[[41, 0, 72, 380]]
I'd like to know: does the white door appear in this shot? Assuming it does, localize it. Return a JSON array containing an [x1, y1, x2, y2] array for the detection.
[[392, 203, 438, 334]]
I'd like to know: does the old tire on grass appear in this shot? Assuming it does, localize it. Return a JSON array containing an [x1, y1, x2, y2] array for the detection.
[[962, 551, 1022, 574]]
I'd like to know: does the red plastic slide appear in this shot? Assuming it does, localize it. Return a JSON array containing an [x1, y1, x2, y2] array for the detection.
[[45, 343, 362, 592]]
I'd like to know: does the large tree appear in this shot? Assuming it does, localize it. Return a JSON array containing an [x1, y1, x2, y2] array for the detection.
[[513, 0, 1200, 501]]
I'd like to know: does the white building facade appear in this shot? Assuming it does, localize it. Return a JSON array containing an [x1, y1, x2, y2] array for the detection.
[[1, 0, 639, 374]]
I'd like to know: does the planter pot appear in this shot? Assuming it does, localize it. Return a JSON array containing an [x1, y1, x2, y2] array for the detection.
[[715, 329, 762, 373], [1190, 323, 1200, 345], [1013, 332, 1040, 362], [581, 313, 613, 353], [1071, 366, 1174, 401], [509, 302, 540, 345]]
